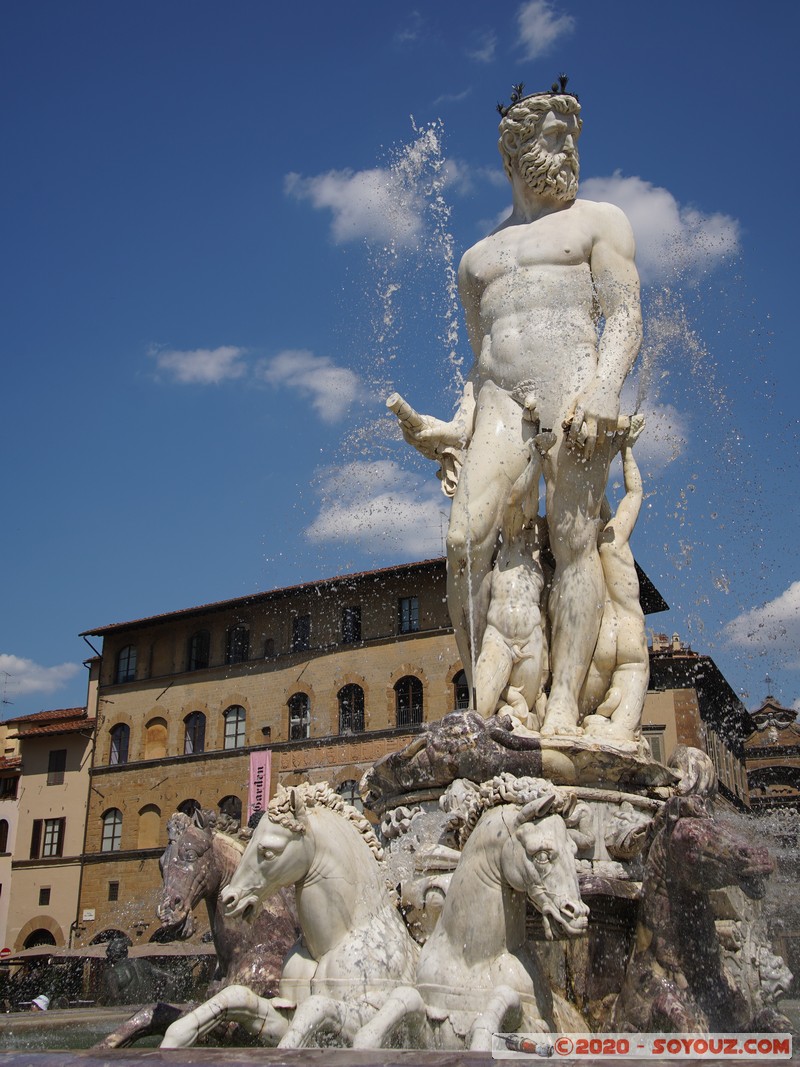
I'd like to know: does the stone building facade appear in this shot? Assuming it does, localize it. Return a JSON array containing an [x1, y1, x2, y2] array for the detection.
[[646, 632, 751, 808], [2, 708, 94, 952], [744, 696, 800, 809], [76, 559, 461, 946]]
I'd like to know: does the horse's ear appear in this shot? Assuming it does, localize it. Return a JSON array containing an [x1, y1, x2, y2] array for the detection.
[[194, 808, 208, 829], [516, 794, 556, 825], [288, 788, 307, 819]]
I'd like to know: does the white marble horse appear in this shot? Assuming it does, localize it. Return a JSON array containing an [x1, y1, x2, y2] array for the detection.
[[354, 775, 590, 1050], [161, 783, 418, 1048]]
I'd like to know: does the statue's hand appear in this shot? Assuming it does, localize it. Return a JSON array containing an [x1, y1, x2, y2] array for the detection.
[[387, 393, 465, 461], [564, 382, 621, 460]]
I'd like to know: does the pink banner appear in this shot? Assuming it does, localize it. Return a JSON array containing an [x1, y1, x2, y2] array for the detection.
[[248, 749, 271, 821]]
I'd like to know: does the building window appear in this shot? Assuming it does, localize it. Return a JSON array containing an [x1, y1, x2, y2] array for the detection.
[[398, 596, 419, 634], [177, 798, 201, 817], [23, 928, 56, 949], [264, 637, 275, 658], [108, 881, 119, 902], [187, 630, 210, 671], [223, 706, 246, 749], [144, 717, 168, 761], [395, 675, 424, 727], [0, 776, 17, 799], [116, 645, 137, 684], [288, 693, 310, 741], [291, 615, 311, 652], [226, 625, 250, 665], [138, 805, 161, 849], [0, 820, 8, 853], [183, 712, 206, 755], [341, 606, 362, 644], [337, 780, 364, 814], [109, 724, 130, 766], [101, 809, 122, 852], [38, 887, 51, 907], [453, 670, 470, 710], [46, 749, 67, 785], [219, 795, 242, 823], [30, 818, 65, 859], [338, 684, 364, 734], [643, 727, 666, 764]]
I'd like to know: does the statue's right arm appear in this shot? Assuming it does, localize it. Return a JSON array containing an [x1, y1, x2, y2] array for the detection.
[[388, 376, 476, 460]]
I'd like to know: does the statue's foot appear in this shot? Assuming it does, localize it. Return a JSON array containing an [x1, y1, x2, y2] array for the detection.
[[582, 714, 616, 738], [533, 430, 557, 456], [540, 699, 582, 737], [582, 715, 636, 747]]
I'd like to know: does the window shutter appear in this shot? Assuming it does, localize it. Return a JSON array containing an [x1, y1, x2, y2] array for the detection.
[[30, 819, 42, 859]]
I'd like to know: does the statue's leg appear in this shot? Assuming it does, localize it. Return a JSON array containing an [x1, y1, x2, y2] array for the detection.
[[352, 986, 426, 1049], [542, 436, 612, 735], [160, 985, 288, 1048], [95, 1002, 186, 1049], [468, 985, 524, 1051], [447, 385, 529, 695], [474, 627, 513, 717], [277, 993, 344, 1048]]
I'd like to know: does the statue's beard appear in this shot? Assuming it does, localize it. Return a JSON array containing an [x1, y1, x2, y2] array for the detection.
[[518, 142, 579, 201]]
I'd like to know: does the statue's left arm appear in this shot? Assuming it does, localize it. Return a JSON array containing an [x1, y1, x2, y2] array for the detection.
[[567, 204, 643, 459]]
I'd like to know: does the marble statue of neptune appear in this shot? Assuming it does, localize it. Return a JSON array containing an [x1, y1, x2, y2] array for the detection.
[[394, 82, 643, 737]]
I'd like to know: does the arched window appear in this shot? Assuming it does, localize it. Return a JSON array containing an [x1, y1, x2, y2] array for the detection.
[[101, 808, 123, 852], [223, 706, 246, 749], [183, 711, 206, 755], [137, 805, 161, 849], [226, 626, 250, 665], [395, 676, 423, 727], [23, 929, 56, 949], [218, 795, 242, 823], [288, 693, 310, 740], [144, 717, 168, 760], [336, 780, 364, 814], [0, 820, 8, 853], [338, 684, 364, 734], [109, 723, 130, 765], [177, 798, 201, 817], [187, 630, 210, 671], [115, 645, 137, 684], [453, 670, 470, 710]]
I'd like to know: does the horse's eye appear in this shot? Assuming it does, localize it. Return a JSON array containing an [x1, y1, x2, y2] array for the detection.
[[531, 849, 552, 864], [183, 850, 197, 862], [260, 847, 276, 860]]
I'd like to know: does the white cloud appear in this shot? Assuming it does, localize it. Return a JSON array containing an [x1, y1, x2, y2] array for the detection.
[[306, 460, 446, 558], [581, 173, 740, 285], [433, 88, 472, 106], [150, 345, 248, 385], [724, 582, 800, 668], [0, 654, 81, 699], [260, 350, 363, 424], [467, 31, 497, 64], [394, 10, 425, 46], [285, 168, 426, 247], [517, 0, 575, 59]]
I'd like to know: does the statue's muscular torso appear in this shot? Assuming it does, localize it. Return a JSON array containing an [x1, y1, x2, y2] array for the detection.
[[458, 199, 605, 429]]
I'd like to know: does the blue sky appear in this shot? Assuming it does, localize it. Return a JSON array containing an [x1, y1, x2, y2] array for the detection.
[[2, 0, 798, 718]]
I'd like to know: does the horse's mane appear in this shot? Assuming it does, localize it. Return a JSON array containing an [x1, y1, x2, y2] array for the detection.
[[165, 810, 246, 856], [442, 773, 575, 849], [268, 782, 384, 861]]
